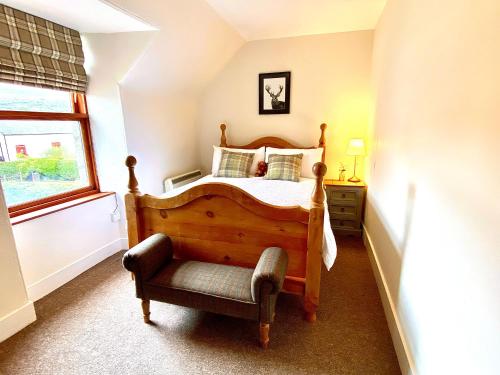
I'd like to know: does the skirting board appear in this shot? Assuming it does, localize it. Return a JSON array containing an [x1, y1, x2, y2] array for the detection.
[[363, 227, 416, 375], [27, 237, 128, 301], [0, 301, 36, 343]]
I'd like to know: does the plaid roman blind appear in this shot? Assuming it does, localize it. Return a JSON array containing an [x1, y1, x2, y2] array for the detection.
[[0, 4, 87, 92]]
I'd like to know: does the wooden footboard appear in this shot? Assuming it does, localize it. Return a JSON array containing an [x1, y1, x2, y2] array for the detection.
[[124, 123, 327, 321]]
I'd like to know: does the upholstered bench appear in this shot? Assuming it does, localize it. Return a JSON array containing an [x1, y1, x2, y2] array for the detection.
[[122, 233, 288, 348]]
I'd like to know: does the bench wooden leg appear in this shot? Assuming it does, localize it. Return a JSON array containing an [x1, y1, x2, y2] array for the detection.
[[304, 311, 317, 322], [303, 299, 318, 322], [141, 299, 151, 323], [304, 303, 317, 322], [259, 323, 270, 349]]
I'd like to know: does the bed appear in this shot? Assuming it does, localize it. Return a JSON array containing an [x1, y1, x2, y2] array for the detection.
[[124, 123, 335, 322]]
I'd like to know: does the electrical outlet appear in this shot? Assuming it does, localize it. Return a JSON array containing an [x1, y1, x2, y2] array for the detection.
[[110, 211, 121, 222]]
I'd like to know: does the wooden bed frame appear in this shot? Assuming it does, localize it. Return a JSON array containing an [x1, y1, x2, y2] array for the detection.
[[125, 123, 327, 322]]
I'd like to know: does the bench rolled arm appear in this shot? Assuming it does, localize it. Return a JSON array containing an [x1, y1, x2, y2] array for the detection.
[[251, 247, 288, 302], [123, 233, 173, 282]]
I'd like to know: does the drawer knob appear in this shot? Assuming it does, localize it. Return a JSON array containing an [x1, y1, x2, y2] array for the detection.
[[340, 220, 344, 226], [341, 207, 345, 212], [342, 193, 346, 198]]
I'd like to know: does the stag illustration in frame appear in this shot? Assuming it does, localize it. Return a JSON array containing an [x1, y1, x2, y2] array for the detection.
[[259, 71, 291, 114]]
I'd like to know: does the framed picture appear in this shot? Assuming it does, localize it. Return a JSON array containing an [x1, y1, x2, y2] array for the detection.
[[259, 71, 291, 114]]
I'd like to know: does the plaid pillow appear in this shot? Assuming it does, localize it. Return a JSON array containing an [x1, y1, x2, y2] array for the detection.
[[215, 150, 255, 178], [265, 154, 303, 182]]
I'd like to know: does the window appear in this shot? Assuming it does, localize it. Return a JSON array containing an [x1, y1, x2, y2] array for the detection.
[[0, 83, 99, 218]]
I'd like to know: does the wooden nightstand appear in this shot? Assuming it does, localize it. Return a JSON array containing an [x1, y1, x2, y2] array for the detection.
[[324, 179, 367, 237]]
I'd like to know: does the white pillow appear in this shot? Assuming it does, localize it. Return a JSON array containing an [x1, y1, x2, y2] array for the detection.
[[265, 147, 323, 178], [212, 146, 265, 176]]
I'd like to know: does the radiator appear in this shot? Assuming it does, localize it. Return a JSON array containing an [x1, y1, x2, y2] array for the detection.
[[163, 170, 202, 192]]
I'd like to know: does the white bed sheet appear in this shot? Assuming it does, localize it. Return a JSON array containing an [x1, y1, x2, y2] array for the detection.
[[162, 175, 337, 270]]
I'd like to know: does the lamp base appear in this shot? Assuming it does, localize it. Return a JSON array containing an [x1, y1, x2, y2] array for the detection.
[[348, 175, 361, 183]]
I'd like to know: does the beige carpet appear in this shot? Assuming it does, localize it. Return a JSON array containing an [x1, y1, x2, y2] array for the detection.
[[0, 237, 400, 375]]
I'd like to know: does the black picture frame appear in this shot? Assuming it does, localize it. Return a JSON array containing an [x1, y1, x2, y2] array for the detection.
[[259, 71, 291, 114]]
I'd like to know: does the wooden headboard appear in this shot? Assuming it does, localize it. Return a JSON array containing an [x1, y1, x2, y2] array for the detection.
[[219, 123, 327, 162]]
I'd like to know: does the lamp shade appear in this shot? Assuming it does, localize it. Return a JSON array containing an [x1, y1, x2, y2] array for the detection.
[[346, 138, 366, 156]]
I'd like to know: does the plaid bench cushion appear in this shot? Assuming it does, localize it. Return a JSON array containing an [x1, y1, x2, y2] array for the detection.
[[146, 260, 254, 302]]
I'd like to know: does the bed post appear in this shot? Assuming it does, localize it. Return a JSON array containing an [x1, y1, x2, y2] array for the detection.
[[220, 123, 228, 147], [318, 123, 327, 163], [304, 161, 327, 322], [125, 155, 141, 249]]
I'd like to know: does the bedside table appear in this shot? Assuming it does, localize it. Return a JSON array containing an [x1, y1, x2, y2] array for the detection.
[[324, 180, 367, 237]]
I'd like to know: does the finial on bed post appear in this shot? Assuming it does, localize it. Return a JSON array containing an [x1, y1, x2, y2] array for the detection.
[[125, 155, 140, 194], [312, 162, 327, 205], [318, 123, 327, 148], [319, 123, 327, 163], [220, 123, 227, 147]]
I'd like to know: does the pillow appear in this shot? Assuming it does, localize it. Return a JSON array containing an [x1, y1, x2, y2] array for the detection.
[[265, 154, 303, 182], [212, 146, 265, 176], [265, 147, 323, 178], [215, 150, 255, 178]]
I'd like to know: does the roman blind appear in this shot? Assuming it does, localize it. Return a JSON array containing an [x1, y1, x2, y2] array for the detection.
[[0, 4, 87, 92]]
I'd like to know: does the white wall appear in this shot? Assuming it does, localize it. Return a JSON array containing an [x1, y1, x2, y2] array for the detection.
[[366, 1, 500, 374], [83, 31, 154, 194], [83, 31, 154, 237], [12, 195, 123, 301], [112, 0, 245, 195], [0, 181, 36, 342], [197, 31, 373, 179]]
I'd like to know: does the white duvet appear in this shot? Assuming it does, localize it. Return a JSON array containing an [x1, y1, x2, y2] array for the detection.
[[162, 175, 337, 270]]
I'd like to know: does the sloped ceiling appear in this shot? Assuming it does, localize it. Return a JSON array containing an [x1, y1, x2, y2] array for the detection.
[[0, 0, 155, 32], [206, 0, 386, 40]]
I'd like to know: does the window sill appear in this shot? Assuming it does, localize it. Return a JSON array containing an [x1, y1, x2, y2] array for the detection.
[[10, 192, 115, 225]]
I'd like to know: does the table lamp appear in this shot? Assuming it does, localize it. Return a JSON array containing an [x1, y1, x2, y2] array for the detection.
[[346, 138, 365, 183]]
